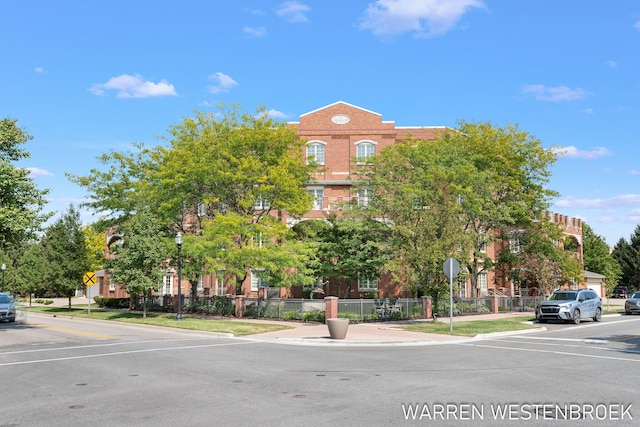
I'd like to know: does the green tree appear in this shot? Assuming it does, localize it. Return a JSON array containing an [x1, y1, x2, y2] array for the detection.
[[294, 215, 391, 298], [612, 225, 640, 290], [66, 142, 155, 230], [108, 209, 167, 317], [15, 242, 50, 303], [83, 224, 105, 272], [582, 223, 621, 292], [41, 205, 92, 308], [0, 118, 51, 248], [69, 104, 318, 293], [441, 122, 559, 296], [501, 221, 583, 296], [357, 139, 468, 300]]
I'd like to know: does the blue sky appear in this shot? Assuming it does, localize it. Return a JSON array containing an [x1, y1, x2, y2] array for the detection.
[[2, 0, 640, 245]]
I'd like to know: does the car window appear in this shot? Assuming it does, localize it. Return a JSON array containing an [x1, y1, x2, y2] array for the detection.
[[633, 292, 640, 299], [0, 294, 10, 303], [549, 292, 577, 301]]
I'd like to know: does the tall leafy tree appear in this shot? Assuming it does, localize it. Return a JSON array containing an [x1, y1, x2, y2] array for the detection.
[[15, 242, 51, 303], [83, 224, 106, 272], [70, 104, 318, 293], [612, 225, 640, 290], [357, 138, 468, 300], [360, 121, 563, 298], [66, 142, 155, 231], [500, 220, 583, 296], [582, 222, 621, 292], [442, 121, 559, 296], [0, 118, 51, 248], [108, 209, 167, 317], [294, 215, 391, 298], [41, 205, 92, 308]]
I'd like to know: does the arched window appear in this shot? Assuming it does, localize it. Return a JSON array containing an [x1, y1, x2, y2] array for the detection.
[[355, 140, 376, 164], [306, 141, 326, 165]]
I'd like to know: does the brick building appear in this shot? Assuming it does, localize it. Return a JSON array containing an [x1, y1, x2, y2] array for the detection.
[[100, 101, 584, 300]]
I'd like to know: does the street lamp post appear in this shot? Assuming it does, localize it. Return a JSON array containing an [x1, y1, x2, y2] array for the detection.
[[175, 232, 183, 320], [1, 263, 5, 293]]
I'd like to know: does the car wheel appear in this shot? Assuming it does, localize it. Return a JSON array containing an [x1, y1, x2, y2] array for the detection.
[[538, 318, 547, 323], [572, 309, 581, 325], [593, 307, 602, 322]]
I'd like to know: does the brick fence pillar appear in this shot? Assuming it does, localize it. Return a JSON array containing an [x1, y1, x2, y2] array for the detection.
[[491, 295, 499, 314], [422, 296, 433, 319], [325, 296, 338, 320], [235, 295, 245, 318]]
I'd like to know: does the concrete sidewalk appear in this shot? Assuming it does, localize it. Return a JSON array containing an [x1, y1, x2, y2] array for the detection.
[[240, 312, 539, 347], [34, 296, 626, 347]]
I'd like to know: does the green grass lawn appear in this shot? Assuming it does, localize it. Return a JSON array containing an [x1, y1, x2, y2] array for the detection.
[[20, 306, 292, 336], [400, 317, 539, 337]]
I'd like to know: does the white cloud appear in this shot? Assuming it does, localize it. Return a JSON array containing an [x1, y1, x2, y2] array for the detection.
[[550, 146, 612, 159], [276, 1, 311, 23], [265, 109, 288, 119], [34, 67, 46, 74], [243, 7, 266, 15], [629, 170, 640, 176], [522, 84, 591, 102], [604, 60, 617, 68], [555, 194, 640, 209], [634, 20, 640, 30], [89, 74, 177, 98], [26, 167, 54, 178], [243, 26, 268, 37], [358, 0, 486, 38], [207, 72, 238, 94]]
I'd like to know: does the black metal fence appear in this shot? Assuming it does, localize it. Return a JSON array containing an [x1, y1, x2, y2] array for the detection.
[[127, 295, 544, 322]]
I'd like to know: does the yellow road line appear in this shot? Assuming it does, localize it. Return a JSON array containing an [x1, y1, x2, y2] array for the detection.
[[35, 324, 116, 340]]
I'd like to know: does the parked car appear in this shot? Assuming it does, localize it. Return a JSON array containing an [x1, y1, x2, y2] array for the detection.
[[612, 285, 632, 298], [0, 292, 16, 322], [536, 288, 602, 324], [625, 291, 640, 315]]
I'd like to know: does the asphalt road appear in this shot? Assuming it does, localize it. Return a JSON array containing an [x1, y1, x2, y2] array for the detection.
[[1, 312, 639, 426]]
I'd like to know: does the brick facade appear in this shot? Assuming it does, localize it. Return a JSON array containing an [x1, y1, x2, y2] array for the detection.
[[102, 101, 583, 300]]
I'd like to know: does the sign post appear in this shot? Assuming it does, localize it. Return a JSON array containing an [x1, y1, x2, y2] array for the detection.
[[83, 271, 97, 314], [443, 258, 460, 333]]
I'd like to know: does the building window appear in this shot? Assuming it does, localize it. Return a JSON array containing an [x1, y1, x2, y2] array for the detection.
[[197, 275, 204, 292], [478, 272, 488, 295], [109, 279, 115, 292], [308, 188, 324, 210], [253, 195, 270, 210], [252, 233, 265, 248], [251, 269, 268, 291], [355, 141, 375, 164], [457, 278, 467, 298], [358, 275, 378, 292], [509, 234, 523, 254], [306, 142, 325, 165], [358, 188, 372, 207], [215, 271, 226, 296], [163, 275, 173, 295]]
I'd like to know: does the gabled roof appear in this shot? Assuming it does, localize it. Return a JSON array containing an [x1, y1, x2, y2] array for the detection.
[[299, 101, 382, 118]]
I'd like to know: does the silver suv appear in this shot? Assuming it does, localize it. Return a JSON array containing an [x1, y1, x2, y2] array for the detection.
[[0, 293, 16, 322], [536, 289, 602, 324]]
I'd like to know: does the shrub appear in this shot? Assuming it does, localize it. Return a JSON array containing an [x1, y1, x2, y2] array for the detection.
[[338, 312, 360, 323], [94, 297, 129, 308], [282, 310, 301, 321], [301, 310, 325, 323]]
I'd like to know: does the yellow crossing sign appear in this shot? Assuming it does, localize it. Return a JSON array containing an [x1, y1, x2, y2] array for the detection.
[[83, 271, 97, 287]]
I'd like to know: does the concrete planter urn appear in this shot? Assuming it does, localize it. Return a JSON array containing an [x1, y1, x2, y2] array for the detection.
[[326, 318, 349, 339]]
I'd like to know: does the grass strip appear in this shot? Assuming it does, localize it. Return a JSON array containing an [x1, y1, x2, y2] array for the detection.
[[20, 306, 291, 336]]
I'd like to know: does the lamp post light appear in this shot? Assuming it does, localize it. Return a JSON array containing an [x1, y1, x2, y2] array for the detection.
[[175, 232, 183, 320], [1, 263, 5, 293]]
